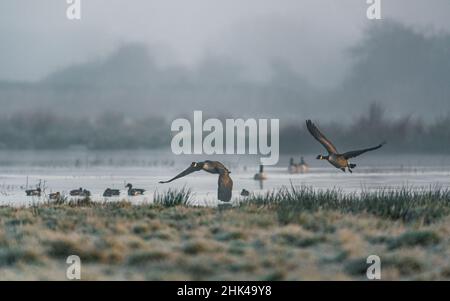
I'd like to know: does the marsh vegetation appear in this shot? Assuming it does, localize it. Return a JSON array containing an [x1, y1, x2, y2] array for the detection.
[[0, 186, 449, 280]]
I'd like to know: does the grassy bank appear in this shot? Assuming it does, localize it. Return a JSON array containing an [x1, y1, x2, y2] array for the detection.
[[1, 186, 450, 280]]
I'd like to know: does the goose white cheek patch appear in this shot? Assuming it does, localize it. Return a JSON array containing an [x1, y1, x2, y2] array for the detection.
[[171, 111, 279, 165]]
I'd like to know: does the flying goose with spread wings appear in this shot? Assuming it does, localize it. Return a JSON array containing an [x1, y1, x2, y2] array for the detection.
[[159, 160, 233, 202], [306, 120, 385, 173]]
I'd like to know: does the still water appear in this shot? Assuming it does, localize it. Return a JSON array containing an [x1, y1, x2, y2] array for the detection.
[[0, 150, 449, 206]]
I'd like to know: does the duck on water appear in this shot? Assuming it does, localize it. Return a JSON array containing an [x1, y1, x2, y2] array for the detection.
[[125, 183, 145, 196], [70, 187, 91, 197]]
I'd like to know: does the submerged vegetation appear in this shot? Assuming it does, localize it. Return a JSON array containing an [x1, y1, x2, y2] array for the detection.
[[1, 186, 450, 280]]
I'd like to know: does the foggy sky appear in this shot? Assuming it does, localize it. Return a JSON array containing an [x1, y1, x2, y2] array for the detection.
[[1, 0, 450, 88]]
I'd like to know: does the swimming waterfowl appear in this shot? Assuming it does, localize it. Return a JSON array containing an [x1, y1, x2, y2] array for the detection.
[[288, 158, 296, 173], [70, 188, 82, 196], [298, 156, 309, 173], [288, 157, 309, 174], [70, 187, 91, 197], [103, 188, 120, 197], [25, 187, 41, 196], [306, 120, 385, 173], [48, 192, 61, 200], [254, 165, 267, 180], [240, 189, 250, 197], [159, 161, 233, 202], [125, 183, 145, 196]]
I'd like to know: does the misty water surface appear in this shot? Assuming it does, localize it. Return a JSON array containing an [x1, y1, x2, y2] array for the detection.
[[0, 150, 449, 206]]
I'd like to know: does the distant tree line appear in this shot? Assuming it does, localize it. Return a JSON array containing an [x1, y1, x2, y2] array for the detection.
[[0, 104, 449, 154], [0, 111, 170, 149], [280, 103, 450, 154]]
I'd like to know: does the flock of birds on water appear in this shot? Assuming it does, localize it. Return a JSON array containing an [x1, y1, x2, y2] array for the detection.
[[24, 120, 386, 203]]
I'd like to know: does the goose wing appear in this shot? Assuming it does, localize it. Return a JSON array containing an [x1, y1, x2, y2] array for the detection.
[[159, 164, 201, 183], [306, 120, 338, 154], [342, 142, 386, 159], [218, 173, 233, 202], [204, 160, 230, 174]]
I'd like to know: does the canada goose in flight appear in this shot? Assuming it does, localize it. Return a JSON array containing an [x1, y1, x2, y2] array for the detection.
[[125, 183, 145, 196], [159, 161, 233, 202], [306, 120, 385, 173], [103, 188, 120, 197], [254, 165, 267, 180], [26, 187, 41, 196], [70, 187, 91, 197]]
